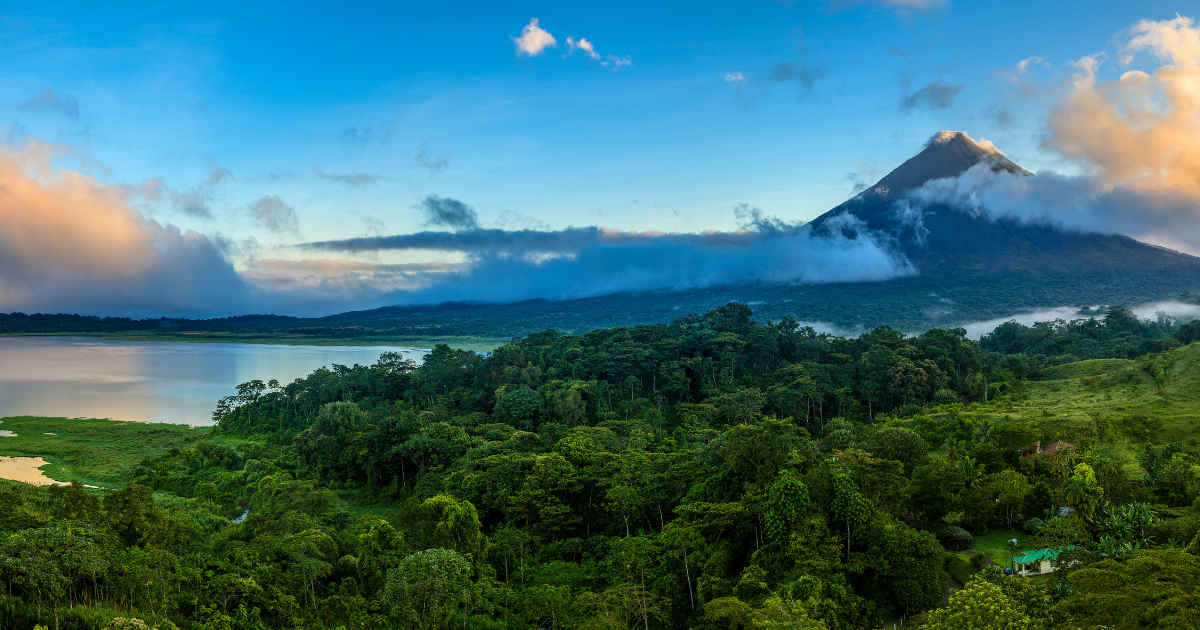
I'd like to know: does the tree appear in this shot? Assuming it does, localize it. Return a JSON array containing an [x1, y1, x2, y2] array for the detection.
[[831, 474, 871, 560], [765, 470, 810, 544], [753, 596, 828, 630], [606, 442, 652, 537], [104, 619, 158, 630], [991, 470, 1031, 527], [923, 580, 1035, 630], [494, 387, 544, 430], [866, 426, 928, 472], [282, 529, 337, 610], [1059, 550, 1200, 629], [383, 548, 476, 630], [417, 494, 485, 560], [911, 459, 961, 525], [858, 346, 897, 421], [660, 522, 704, 611], [355, 518, 410, 597], [509, 453, 583, 540], [104, 484, 167, 546], [861, 516, 945, 616], [1063, 463, 1103, 522]]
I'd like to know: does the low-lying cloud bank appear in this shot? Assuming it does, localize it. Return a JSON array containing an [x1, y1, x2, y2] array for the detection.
[[959, 300, 1200, 340], [0, 140, 914, 316], [302, 211, 916, 305]]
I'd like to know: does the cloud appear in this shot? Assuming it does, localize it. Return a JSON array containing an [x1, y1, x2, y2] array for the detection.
[[313, 168, 378, 186], [904, 162, 1200, 253], [1048, 15, 1200, 199], [733, 39, 825, 102], [767, 60, 825, 97], [340, 122, 391, 146], [298, 209, 914, 304], [847, 160, 886, 192], [1016, 56, 1044, 75], [1122, 14, 1200, 65], [564, 34, 630, 70], [513, 18, 556, 57], [247, 196, 300, 234], [602, 54, 631, 70], [417, 195, 479, 230], [169, 162, 232, 218], [243, 258, 467, 294], [899, 80, 963, 111], [415, 142, 453, 172], [19, 88, 79, 119], [0, 139, 258, 316], [567, 37, 600, 60]]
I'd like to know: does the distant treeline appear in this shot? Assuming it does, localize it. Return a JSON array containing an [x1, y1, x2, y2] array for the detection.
[[981, 304, 1197, 361], [5, 292, 1200, 346], [0, 312, 301, 334]]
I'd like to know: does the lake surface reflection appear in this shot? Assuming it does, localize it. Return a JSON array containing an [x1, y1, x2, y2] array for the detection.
[[0, 337, 427, 425]]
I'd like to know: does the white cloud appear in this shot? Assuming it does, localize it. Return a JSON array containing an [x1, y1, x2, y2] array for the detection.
[[602, 54, 632, 71], [1123, 14, 1200, 65], [513, 18, 556, 57], [247, 196, 300, 234], [724, 72, 747, 85], [1015, 56, 1043, 75], [567, 36, 600, 60]]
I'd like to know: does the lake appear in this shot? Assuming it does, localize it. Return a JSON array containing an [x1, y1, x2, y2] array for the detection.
[[0, 337, 427, 426]]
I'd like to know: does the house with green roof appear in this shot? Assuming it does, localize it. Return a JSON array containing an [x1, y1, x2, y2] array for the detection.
[[1011, 546, 1072, 577]]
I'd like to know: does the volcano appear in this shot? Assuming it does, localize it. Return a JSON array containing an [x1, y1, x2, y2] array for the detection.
[[810, 131, 1200, 279]]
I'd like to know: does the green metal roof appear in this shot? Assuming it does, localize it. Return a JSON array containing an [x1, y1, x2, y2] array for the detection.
[[1013, 546, 1071, 564]]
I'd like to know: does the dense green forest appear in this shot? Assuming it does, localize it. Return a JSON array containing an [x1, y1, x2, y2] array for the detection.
[[3, 303, 1200, 630]]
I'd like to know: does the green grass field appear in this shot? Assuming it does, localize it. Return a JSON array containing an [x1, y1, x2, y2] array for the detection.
[[957, 343, 1200, 455], [0, 416, 205, 487], [970, 529, 1033, 567]]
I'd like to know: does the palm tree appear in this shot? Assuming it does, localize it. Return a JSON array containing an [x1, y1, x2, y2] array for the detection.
[[958, 457, 982, 490]]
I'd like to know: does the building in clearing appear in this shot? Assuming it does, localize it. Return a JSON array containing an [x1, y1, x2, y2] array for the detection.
[[1021, 440, 1076, 462], [1011, 546, 1071, 577]]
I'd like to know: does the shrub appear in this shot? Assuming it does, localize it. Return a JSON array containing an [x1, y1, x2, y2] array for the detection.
[[105, 619, 156, 630], [935, 526, 975, 551]]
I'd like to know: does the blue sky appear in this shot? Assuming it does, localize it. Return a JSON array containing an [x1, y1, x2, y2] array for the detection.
[[1, 1, 1198, 315]]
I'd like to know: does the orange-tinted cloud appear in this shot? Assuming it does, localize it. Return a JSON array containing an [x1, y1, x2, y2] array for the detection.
[[1048, 15, 1200, 198], [0, 140, 253, 314], [0, 140, 158, 279]]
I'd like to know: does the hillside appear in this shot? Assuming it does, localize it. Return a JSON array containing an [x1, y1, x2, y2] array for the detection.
[[978, 342, 1200, 449]]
